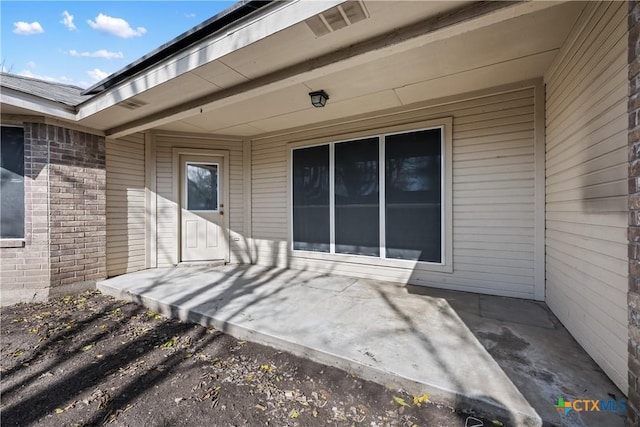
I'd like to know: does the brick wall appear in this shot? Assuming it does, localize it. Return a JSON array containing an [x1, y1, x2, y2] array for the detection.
[[0, 122, 106, 305], [630, 1, 640, 424], [48, 125, 106, 289], [0, 124, 50, 305]]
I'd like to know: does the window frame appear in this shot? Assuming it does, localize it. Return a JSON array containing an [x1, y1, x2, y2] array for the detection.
[[0, 124, 26, 244], [288, 117, 453, 273], [183, 161, 221, 213]]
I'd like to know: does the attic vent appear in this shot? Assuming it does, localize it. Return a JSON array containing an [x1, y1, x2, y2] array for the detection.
[[117, 97, 148, 110], [305, 1, 369, 37]]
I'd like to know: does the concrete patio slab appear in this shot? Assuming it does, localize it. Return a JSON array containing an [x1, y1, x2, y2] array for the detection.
[[98, 265, 624, 427], [408, 287, 626, 427]]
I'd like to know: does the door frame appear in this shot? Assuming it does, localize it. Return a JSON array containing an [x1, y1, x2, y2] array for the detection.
[[172, 147, 230, 264]]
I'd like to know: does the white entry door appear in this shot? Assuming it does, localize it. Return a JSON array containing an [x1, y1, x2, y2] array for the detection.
[[180, 156, 226, 262]]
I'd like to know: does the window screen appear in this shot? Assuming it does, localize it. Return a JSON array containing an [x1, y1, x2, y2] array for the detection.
[[291, 126, 445, 264], [0, 126, 25, 239], [334, 138, 379, 256], [385, 129, 441, 262], [293, 145, 330, 252], [186, 163, 218, 211]]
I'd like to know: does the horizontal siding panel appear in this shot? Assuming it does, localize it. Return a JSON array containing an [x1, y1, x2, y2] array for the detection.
[[546, 263, 625, 326], [106, 134, 146, 276], [454, 113, 534, 133], [456, 211, 535, 220], [547, 64, 627, 151], [453, 139, 534, 156], [543, 1, 627, 392], [546, 131, 627, 181], [454, 154, 534, 169], [454, 163, 534, 177], [546, 162, 627, 195], [546, 3, 626, 116], [453, 122, 534, 140], [454, 146, 533, 162], [545, 239, 626, 280], [454, 131, 534, 147], [547, 102, 627, 170], [455, 105, 535, 125], [546, 220, 626, 242], [546, 180, 627, 203], [547, 229, 626, 259], [454, 249, 533, 261], [545, 196, 627, 213], [453, 172, 534, 183]]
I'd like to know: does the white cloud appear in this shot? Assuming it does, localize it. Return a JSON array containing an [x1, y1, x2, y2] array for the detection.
[[69, 49, 123, 59], [19, 70, 72, 84], [26, 61, 36, 69], [87, 68, 109, 82], [13, 21, 44, 35], [87, 13, 146, 38], [185, 13, 196, 18], [17, 70, 92, 88], [60, 10, 76, 31]]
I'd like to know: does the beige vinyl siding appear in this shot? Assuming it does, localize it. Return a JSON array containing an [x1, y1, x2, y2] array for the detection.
[[106, 133, 146, 276], [544, 1, 628, 393], [154, 133, 247, 266], [252, 85, 540, 299]]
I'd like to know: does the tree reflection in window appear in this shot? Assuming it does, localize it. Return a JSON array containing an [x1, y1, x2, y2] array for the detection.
[[291, 126, 444, 263], [335, 137, 379, 256], [385, 129, 441, 262], [292, 145, 330, 252], [187, 164, 218, 211]]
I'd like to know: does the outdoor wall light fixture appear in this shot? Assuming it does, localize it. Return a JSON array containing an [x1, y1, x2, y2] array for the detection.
[[309, 90, 329, 108]]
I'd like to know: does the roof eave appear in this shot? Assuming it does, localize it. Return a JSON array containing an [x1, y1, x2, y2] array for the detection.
[[81, 0, 277, 96], [1, 87, 78, 121]]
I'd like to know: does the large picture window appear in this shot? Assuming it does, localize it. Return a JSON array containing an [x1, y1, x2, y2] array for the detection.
[[0, 126, 25, 239], [291, 125, 445, 264]]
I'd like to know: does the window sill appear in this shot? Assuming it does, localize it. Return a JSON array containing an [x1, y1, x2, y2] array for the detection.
[[290, 250, 453, 273], [0, 239, 26, 248]]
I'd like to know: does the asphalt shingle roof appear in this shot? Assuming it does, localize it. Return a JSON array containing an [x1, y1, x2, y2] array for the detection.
[[0, 73, 90, 107]]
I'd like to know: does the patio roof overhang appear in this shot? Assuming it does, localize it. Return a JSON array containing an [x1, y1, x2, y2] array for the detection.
[[2, 1, 585, 139]]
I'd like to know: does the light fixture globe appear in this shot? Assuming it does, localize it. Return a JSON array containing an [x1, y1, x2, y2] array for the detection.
[[309, 90, 329, 108]]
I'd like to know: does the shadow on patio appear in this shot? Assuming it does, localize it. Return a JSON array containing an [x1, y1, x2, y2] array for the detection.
[[98, 265, 625, 427]]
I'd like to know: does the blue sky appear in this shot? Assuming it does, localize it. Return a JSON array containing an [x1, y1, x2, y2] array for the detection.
[[1, 1, 236, 88]]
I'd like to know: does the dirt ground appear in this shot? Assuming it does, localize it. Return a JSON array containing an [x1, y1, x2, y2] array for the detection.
[[1, 291, 499, 427]]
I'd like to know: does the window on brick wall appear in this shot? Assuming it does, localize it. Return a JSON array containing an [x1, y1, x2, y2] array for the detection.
[[0, 126, 25, 239]]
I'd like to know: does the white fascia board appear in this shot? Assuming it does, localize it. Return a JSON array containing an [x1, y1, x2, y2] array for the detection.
[[1, 88, 78, 121], [76, 0, 345, 120]]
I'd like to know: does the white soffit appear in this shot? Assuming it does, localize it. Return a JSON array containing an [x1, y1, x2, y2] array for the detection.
[[303, 1, 581, 104], [76, 0, 347, 120], [102, 1, 582, 138], [77, 0, 471, 132]]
